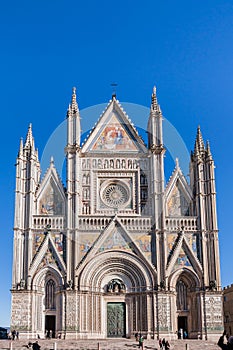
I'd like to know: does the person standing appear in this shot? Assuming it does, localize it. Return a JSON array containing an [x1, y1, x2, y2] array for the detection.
[[32, 341, 41, 350], [218, 331, 233, 349], [138, 334, 144, 348]]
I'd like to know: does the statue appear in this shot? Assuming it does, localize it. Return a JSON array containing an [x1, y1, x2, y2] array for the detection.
[[67, 280, 73, 290]]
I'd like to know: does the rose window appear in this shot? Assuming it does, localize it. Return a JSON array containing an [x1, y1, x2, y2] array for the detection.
[[101, 182, 130, 208]]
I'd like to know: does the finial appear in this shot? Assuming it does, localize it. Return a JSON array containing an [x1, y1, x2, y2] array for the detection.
[[70, 86, 79, 114], [175, 157, 179, 168], [50, 156, 54, 165], [151, 85, 160, 112], [111, 83, 117, 99]]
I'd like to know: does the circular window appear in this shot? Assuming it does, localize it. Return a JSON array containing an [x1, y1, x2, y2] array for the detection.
[[101, 181, 130, 208]]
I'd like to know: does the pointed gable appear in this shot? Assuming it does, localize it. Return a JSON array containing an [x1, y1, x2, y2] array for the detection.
[[76, 216, 154, 272], [166, 232, 202, 277], [36, 159, 66, 215], [29, 233, 66, 277], [165, 159, 192, 216], [81, 98, 147, 154]]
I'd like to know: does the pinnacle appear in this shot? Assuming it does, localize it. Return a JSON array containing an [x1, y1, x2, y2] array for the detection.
[[194, 125, 205, 156], [24, 123, 34, 149], [150, 85, 161, 113], [67, 86, 79, 116], [206, 140, 213, 160], [18, 137, 23, 156]]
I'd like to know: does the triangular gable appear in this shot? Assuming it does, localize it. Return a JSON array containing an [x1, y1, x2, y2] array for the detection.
[[165, 160, 192, 216], [81, 98, 147, 154], [36, 160, 66, 215], [76, 216, 155, 273], [29, 233, 66, 277], [166, 232, 202, 277]]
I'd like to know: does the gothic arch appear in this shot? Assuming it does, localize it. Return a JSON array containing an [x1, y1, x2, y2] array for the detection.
[[168, 267, 201, 292], [31, 265, 64, 290], [77, 250, 156, 292], [30, 266, 64, 338], [168, 268, 202, 338]]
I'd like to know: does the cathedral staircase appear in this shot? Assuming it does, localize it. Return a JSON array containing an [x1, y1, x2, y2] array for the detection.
[[0, 338, 221, 350]]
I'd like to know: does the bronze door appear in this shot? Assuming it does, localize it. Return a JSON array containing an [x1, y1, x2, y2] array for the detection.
[[107, 302, 126, 337]]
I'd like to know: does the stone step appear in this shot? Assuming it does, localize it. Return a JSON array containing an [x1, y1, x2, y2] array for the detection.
[[0, 339, 221, 350]]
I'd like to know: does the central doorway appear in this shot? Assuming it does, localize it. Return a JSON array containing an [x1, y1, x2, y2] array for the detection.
[[107, 302, 126, 337], [45, 315, 56, 338]]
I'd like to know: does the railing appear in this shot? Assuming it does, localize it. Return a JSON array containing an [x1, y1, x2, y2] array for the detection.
[[78, 216, 152, 231], [33, 216, 64, 230], [33, 215, 197, 232], [165, 216, 198, 231], [120, 217, 151, 231]]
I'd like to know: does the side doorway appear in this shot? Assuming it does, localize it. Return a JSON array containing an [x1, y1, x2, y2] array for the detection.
[[177, 316, 187, 338], [45, 315, 56, 338]]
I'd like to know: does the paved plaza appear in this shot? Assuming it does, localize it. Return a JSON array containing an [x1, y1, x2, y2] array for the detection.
[[0, 338, 221, 350]]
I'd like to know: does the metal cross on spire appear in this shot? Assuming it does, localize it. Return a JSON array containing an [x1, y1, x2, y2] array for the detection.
[[110, 83, 118, 99]]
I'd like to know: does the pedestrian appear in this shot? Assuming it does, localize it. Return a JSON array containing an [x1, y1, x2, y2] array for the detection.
[[32, 341, 41, 350], [218, 331, 233, 349], [16, 331, 19, 340], [165, 340, 170, 350], [158, 338, 163, 349], [135, 332, 139, 341], [12, 330, 16, 340], [162, 338, 166, 349], [138, 334, 144, 348]]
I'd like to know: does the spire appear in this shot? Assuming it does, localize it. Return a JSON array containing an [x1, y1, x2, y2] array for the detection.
[[18, 138, 23, 157], [66, 87, 81, 147], [24, 123, 34, 149], [71, 87, 79, 114], [147, 85, 164, 150], [194, 125, 205, 157], [67, 87, 79, 118], [206, 140, 213, 161], [151, 86, 161, 113]]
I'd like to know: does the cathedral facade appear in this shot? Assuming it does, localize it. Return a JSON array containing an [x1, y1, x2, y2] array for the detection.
[[11, 88, 223, 340]]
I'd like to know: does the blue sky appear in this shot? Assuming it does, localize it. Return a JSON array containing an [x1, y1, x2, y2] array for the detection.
[[0, 0, 233, 326]]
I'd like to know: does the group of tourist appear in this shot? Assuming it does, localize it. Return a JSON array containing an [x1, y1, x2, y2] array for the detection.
[[158, 338, 170, 349], [7, 329, 233, 350], [135, 333, 170, 349], [27, 341, 41, 350]]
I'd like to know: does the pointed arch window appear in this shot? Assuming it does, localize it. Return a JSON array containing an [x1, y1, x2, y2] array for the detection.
[[45, 279, 56, 310], [176, 280, 188, 311]]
